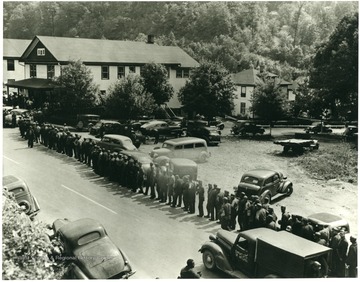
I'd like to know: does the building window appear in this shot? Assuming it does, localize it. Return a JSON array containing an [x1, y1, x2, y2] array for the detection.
[[118, 66, 125, 79], [7, 59, 15, 71], [101, 66, 109, 80], [241, 86, 246, 98], [30, 64, 37, 78], [37, 48, 45, 56], [240, 102, 246, 115], [100, 90, 106, 96], [129, 66, 136, 73], [47, 65, 55, 79], [183, 69, 190, 78], [140, 66, 145, 77]]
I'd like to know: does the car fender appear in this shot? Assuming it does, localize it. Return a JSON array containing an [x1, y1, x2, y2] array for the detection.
[[71, 263, 89, 279], [259, 190, 272, 204], [199, 242, 234, 273], [278, 181, 293, 193]]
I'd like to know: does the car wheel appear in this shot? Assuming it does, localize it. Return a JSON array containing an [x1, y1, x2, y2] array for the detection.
[[202, 250, 216, 270], [263, 195, 271, 204], [286, 185, 293, 196], [18, 200, 31, 214]]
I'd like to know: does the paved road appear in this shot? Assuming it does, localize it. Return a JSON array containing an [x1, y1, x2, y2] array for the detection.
[[3, 128, 226, 279]]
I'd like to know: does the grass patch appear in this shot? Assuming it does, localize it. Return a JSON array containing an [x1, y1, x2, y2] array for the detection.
[[293, 142, 358, 184]]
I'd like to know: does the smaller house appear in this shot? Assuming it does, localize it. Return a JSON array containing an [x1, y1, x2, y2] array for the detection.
[[231, 67, 295, 117]]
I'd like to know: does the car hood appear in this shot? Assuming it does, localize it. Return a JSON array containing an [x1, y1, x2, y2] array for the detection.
[[238, 182, 261, 193], [150, 148, 171, 158], [74, 239, 130, 279]]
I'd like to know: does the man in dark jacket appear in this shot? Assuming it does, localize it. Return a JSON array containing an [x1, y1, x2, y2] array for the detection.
[[196, 181, 205, 217], [346, 235, 357, 277], [179, 259, 201, 279]]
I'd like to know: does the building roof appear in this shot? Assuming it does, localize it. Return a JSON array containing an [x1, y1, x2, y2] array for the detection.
[[22, 36, 199, 67], [231, 68, 292, 86], [3, 38, 31, 58], [5, 78, 58, 90]]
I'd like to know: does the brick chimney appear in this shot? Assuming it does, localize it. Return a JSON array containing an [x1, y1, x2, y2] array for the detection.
[[147, 34, 155, 44]]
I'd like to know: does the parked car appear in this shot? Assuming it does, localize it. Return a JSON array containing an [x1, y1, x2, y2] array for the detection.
[[90, 120, 122, 137], [343, 125, 358, 142], [76, 114, 100, 132], [140, 120, 186, 139], [121, 150, 153, 174], [51, 218, 135, 279], [237, 169, 293, 204], [208, 117, 225, 130], [273, 138, 319, 154], [97, 134, 137, 152], [305, 122, 332, 134], [154, 157, 198, 180], [231, 121, 265, 136], [3, 175, 40, 218], [4, 108, 31, 127], [150, 137, 210, 163], [187, 120, 221, 146], [200, 228, 332, 278]]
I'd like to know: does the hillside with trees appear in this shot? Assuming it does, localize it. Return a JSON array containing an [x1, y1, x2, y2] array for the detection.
[[3, 1, 358, 81]]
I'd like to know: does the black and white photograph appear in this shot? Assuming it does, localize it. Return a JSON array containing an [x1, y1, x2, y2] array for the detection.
[[2, 0, 358, 279]]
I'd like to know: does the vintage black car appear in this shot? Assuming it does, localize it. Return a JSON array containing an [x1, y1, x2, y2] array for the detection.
[[97, 134, 138, 152], [52, 218, 135, 279], [90, 120, 122, 137], [3, 175, 40, 218], [140, 120, 186, 139], [76, 114, 100, 132], [231, 121, 265, 136], [305, 122, 332, 134], [186, 120, 221, 146], [237, 169, 293, 204]]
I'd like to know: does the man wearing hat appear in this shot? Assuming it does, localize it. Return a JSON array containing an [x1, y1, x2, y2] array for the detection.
[[207, 185, 219, 221], [237, 192, 246, 231], [346, 235, 357, 277], [254, 203, 267, 228], [337, 230, 349, 277]]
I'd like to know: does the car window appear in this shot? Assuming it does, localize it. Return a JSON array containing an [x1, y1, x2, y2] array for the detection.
[[241, 176, 260, 186], [264, 177, 272, 185], [184, 144, 194, 149], [9, 187, 25, 195], [162, 143, 174, 149], [237, 237, 249, 250], [174, 145, 182, 150], [112, 139, 121, 145], [195, 142, 205, 148], [122, 139, 133, 148], [273, 174, 280, 182], [102, 137, 111, 142], [78, 231, 101, 246]]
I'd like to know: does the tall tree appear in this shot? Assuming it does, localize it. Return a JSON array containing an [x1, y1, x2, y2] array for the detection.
[[53, 60, 99, 113], [178, 61, 235, 118], [309, 12, 358, 119], [105, 74, 156, 120], [140, 63, 174, 105], [251, 79, 290, 135]]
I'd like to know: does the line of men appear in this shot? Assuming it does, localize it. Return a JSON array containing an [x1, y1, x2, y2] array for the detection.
[[19, 123, 357, 278]]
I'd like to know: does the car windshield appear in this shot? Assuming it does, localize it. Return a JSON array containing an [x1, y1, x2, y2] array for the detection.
[[162, 143, 174, 149], [241, 175, 261, 186], [78, 231, 101, 246], [122, 139, 135, 149]]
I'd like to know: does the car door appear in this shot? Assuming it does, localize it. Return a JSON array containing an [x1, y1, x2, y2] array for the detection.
[[232, 236, 254, 275]]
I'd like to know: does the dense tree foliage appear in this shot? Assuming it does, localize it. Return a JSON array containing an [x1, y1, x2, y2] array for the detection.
[[178, 61, 235, 118], [52, 60, 99, 113], [2, 190, 66, 279], [104, 74, 156, 120], [251, 79, 290, 134], [3, 1, 358, 79], [309, 12, 358, 119], [140, 63, 174, 105]]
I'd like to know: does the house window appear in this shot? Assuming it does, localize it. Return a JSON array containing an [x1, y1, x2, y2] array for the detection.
[[241, 86, 246, 98], [7, 59, 15, 71], [101, 66, 109, 80], [176, 69, 182, 78], [183, 69, 190, 78], [30, 64, 37, 77], [100, 90, 106, 96], [240, 102, 246, 115], [47, 65, 55, 79], [117, 66, 125, 79], [37, 48, 45, 56], [140, 66, 145, 77], [129, 66, 136, 73]]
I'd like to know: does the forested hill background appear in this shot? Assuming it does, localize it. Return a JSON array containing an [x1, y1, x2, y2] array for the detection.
[[3, 1, 358, 81]]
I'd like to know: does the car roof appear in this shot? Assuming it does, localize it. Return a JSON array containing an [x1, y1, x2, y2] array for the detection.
[[307, 213, 349, 227], [163, 137, 206, 145], [98, 120, 120, 124], [170, 158, 197, 166], [2, 175, 28, 191], [11, 109, 29, 114], [242, 169, 277, 180], [103, 134, 131, 141], [57, 218, 105, 245], [141, 120, 167, 127], [121, 150, 152, 164]]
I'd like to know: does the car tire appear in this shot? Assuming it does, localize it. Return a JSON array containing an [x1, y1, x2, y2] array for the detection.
[[18, 200, 31, 214], [286, 185, 293, 196], [202, 250, 216, 270], [264, 195, 271, 204]]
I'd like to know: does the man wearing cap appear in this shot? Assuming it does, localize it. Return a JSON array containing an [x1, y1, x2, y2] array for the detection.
[[237, 192, 247, 231], [179, 259, 201, 279], [145, 163, 156, 198], [208, 186, 220, 221], [220, 197, 231, 230], [172, 175, 183, 207], [204, 184, 213, 218], [337, 230, 349, 277], [346, 235, 357, 277], [278, 206, 291, 231], [196, 180, 205, 217]]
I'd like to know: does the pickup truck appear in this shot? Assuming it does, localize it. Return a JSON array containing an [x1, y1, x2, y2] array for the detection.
[[199, 228, 332, 278]]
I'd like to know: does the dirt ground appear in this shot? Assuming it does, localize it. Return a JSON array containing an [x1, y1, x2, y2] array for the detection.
[[140, 135, 358, 235]]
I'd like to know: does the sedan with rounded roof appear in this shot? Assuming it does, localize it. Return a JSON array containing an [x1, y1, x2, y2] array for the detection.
[[52, 218, 135, 279], [97, 134, 137, 152], [237, 169, 293, 204]]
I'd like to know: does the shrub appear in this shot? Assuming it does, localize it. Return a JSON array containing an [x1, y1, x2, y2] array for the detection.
[[2, 190, 66, 279]]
